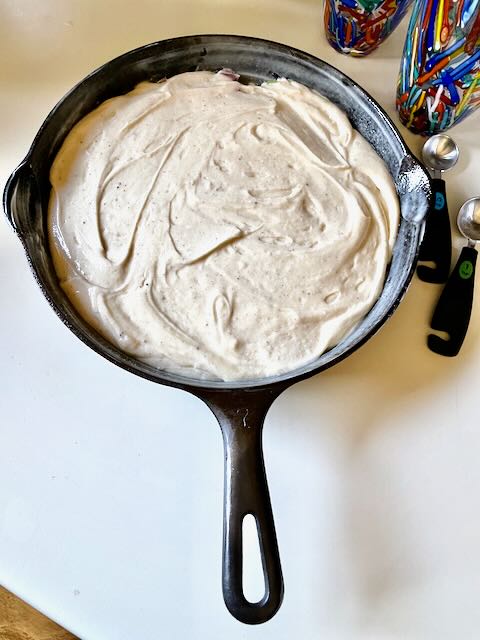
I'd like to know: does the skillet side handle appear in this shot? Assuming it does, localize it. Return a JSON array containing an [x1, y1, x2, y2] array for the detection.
[[201, 388, 285, 625], [3, 160, 32, 234], [396, 154, 432, 225]]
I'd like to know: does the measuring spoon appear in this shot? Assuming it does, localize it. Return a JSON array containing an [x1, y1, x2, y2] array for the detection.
[[428, 197, 480, 356], [417, 134, 459, 283]]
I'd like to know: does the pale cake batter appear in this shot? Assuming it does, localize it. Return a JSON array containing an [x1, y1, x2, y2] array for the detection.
[[48, 70, 399, 380]]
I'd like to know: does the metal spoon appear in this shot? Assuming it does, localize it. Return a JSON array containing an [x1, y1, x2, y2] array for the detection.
[[428, 197, 480, 357], [417, 134, 459, 284], [422, 135, 459, 179]]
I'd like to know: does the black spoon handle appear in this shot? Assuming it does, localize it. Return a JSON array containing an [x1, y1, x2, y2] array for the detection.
[[428, 245, 477, 357], [417, 178, 452, 284]]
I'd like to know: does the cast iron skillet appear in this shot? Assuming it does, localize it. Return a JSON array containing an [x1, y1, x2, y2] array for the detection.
[[3, 34, 431, 625]]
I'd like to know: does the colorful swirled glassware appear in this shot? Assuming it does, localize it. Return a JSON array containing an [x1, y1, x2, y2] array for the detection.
[[324, 0, 413, 55], [397, 0, 480, 134]]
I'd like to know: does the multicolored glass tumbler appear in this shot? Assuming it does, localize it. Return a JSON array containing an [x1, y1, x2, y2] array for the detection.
[[324, 0, 413, 55], [397, 0, 480, 134]]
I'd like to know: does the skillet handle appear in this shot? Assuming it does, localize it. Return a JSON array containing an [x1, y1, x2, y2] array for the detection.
[[202, 389, 284, 624]]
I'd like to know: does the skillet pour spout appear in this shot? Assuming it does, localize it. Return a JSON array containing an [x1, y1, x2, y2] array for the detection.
[[2, 35, 431, 624]]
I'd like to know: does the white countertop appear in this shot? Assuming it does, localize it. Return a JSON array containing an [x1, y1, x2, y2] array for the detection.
[[1, 1, 480, 638]]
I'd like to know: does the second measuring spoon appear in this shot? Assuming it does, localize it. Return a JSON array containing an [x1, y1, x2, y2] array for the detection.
[[417, 134, 458, 284], [428, 197, 480, 357]]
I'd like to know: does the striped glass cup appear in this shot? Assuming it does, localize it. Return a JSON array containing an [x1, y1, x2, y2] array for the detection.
[[397, 0, 480, 134], [324, 0, 413, 55]]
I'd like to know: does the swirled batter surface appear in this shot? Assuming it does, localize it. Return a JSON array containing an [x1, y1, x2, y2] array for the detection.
[[48, 71, 399, 380]]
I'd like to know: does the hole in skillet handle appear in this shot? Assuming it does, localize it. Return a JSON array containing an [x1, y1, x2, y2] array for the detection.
[[242, 514, 266, 603], [200, 387, 285, 625]]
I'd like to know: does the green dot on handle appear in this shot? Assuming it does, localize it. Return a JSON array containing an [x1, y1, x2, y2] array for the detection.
[[459, 260, 474, 280]]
